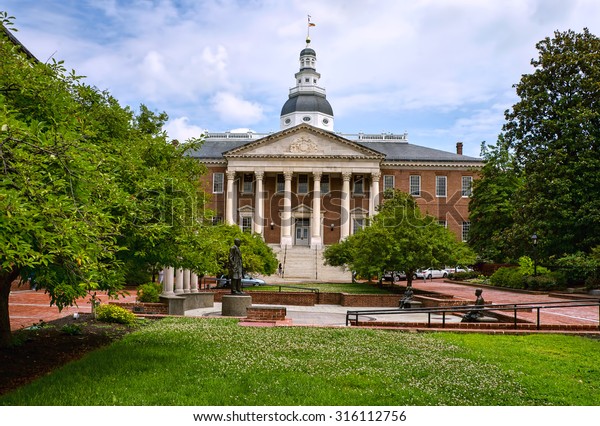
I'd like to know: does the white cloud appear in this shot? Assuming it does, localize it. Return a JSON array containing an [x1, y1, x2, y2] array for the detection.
[[4, 0, 600, 152], [211, 92, 265, 126], [164, 116, 205, 143]]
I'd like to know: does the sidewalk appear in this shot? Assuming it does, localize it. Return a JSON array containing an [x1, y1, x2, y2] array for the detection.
[[8, 279, 600, 330], [8, 288, 138, 331]]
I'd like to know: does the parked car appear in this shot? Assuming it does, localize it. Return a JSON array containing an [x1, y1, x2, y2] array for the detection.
[[444, 265, 474, 274], [415, 268, 448, 280], [382, 271, 406, 282], [216, 273, 266, 288]]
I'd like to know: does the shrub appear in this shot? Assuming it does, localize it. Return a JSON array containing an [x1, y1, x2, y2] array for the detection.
[[137, 282, 162, 303], [490, 267, 524, 289], [61, 324, 82, 335], [448, 271, 479, 281], [523, 272, 567, 291], [95, 304, 138, 325]]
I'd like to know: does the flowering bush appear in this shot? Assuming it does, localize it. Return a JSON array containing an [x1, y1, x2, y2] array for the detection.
[[96, 304, 138, 325]]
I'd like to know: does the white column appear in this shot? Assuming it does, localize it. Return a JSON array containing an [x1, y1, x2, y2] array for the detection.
[[190, 272, 199, 293], [254, 171, 264, 236], [174, 268, 184, 294], [311, 171, 322, 249], [183, 269, 191, 293], [281, 170, 293, 247], [370, 171, 381, 218], [161, 267, 174, 296], [225, 171, 236, 225], [341, 171, 352, 240]]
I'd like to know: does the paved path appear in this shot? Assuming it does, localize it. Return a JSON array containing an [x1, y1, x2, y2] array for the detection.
[[8, 288, 138, 330], [8, 279, 600, 330]]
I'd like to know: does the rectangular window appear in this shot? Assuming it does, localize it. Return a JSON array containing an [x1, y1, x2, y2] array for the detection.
[[438, 220, 447, 228], [211, 216, 222, 225], [212, 172, 224, 194], [353, 175, 364, 195], [320, 174, 330, 194], [409, 175, 421, 196], [276, 174, 284, 193], [352, 217, 365, 234], [242, 174, 253, 194], [462, 176, 473, 197], [462, 221, 471, 242], [436, 176, 447, 197], [241, 216, 252, 233], [297, 174, 309, 194], [383, 175, 395, 191]]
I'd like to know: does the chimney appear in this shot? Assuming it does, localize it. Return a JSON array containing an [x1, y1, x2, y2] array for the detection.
[[456, 142, 463, 155]]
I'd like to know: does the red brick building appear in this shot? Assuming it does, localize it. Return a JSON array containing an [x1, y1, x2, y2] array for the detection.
[[190, 40, 483, 250]]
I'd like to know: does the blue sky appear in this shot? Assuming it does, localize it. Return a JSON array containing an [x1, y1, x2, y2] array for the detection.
[[3, 0, 599, 157]]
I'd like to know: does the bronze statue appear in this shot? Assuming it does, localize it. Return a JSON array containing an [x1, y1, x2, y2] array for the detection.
[[399, 285, 414, 309], [228, 238, 244, 294], [462, 288, 485, 322]]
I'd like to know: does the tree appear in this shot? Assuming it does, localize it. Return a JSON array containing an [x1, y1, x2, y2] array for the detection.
[[1, 26, 124, 345], [324, 190, 474, 286], [502, 28, 600, 259], [468, 137, 523, 262], [0, 16, 212, 346]]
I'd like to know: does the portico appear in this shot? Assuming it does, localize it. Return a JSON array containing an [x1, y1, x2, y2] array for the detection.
[[221, 125, 384, 248]]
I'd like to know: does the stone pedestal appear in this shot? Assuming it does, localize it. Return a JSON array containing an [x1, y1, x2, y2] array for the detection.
[[221, 295, 252, 317]]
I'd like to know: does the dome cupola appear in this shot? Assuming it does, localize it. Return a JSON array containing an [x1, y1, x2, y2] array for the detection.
[[280, 30, 334, 131]]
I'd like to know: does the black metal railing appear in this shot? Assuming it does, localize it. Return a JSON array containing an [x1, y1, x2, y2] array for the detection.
[[346, 299, 600, 329]]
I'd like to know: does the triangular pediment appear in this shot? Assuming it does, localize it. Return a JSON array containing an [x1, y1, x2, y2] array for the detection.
[[223, 124, 384, 159]]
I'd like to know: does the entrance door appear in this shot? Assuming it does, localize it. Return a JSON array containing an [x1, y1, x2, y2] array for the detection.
[[295, 218, 310, 246]]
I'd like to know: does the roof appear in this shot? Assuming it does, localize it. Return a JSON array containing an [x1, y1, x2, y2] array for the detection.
[[300, 47, 316, 57], [356, 141, 481, 163], [280, 93, 334, 116], [188, 128, 482, 165], [1, 24, 38, 61]]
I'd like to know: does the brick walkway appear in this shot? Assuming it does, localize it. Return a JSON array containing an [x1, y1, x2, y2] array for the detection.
[[8, 280, 600, 331], [409, 279, 600, 328], [8, 288, 138, 331]]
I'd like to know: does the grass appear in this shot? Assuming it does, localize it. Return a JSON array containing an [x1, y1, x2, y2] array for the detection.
[[1, 318, 599, 406], [250, 281, 393, 294]]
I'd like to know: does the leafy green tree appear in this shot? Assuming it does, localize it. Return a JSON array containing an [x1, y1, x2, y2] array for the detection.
[[502, 28, 600, 259], [324, 190, 474, 285], [0, 16, 214, 346], [201, 224, 278, 277], [468, 137, 523, 262]]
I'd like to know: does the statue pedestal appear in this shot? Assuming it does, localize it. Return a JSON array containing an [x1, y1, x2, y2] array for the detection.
[[221, 294, 252, 317]]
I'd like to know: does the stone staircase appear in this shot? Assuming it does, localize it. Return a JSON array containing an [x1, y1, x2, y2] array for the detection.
[[267, 246, 351, 283]]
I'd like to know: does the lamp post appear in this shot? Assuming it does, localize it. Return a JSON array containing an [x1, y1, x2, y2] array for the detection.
[[531, 233, 538, 276]]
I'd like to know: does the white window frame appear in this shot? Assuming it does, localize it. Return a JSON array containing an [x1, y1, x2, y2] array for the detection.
[[240, 215, 253, 233], [352, 217, 365, 234], [297, 174, 309, 194], [383, 175, 395, 192], [438, 220, 447, 228], [462, 221, 471, 242], [353, 175, 364, 195], [242, 174, 253, 194], [409, 175, 421, 197], [462, 176, 473, 197], [320, 174, 330, 194], [212, 172, 224, 194], [436, 176, 447, 198]]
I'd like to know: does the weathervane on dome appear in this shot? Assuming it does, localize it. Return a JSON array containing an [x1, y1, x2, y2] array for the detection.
[[306, 14, 316, 46]]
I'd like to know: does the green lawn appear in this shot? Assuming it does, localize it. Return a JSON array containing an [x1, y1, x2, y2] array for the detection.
[[1, 318, 599, 406]]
